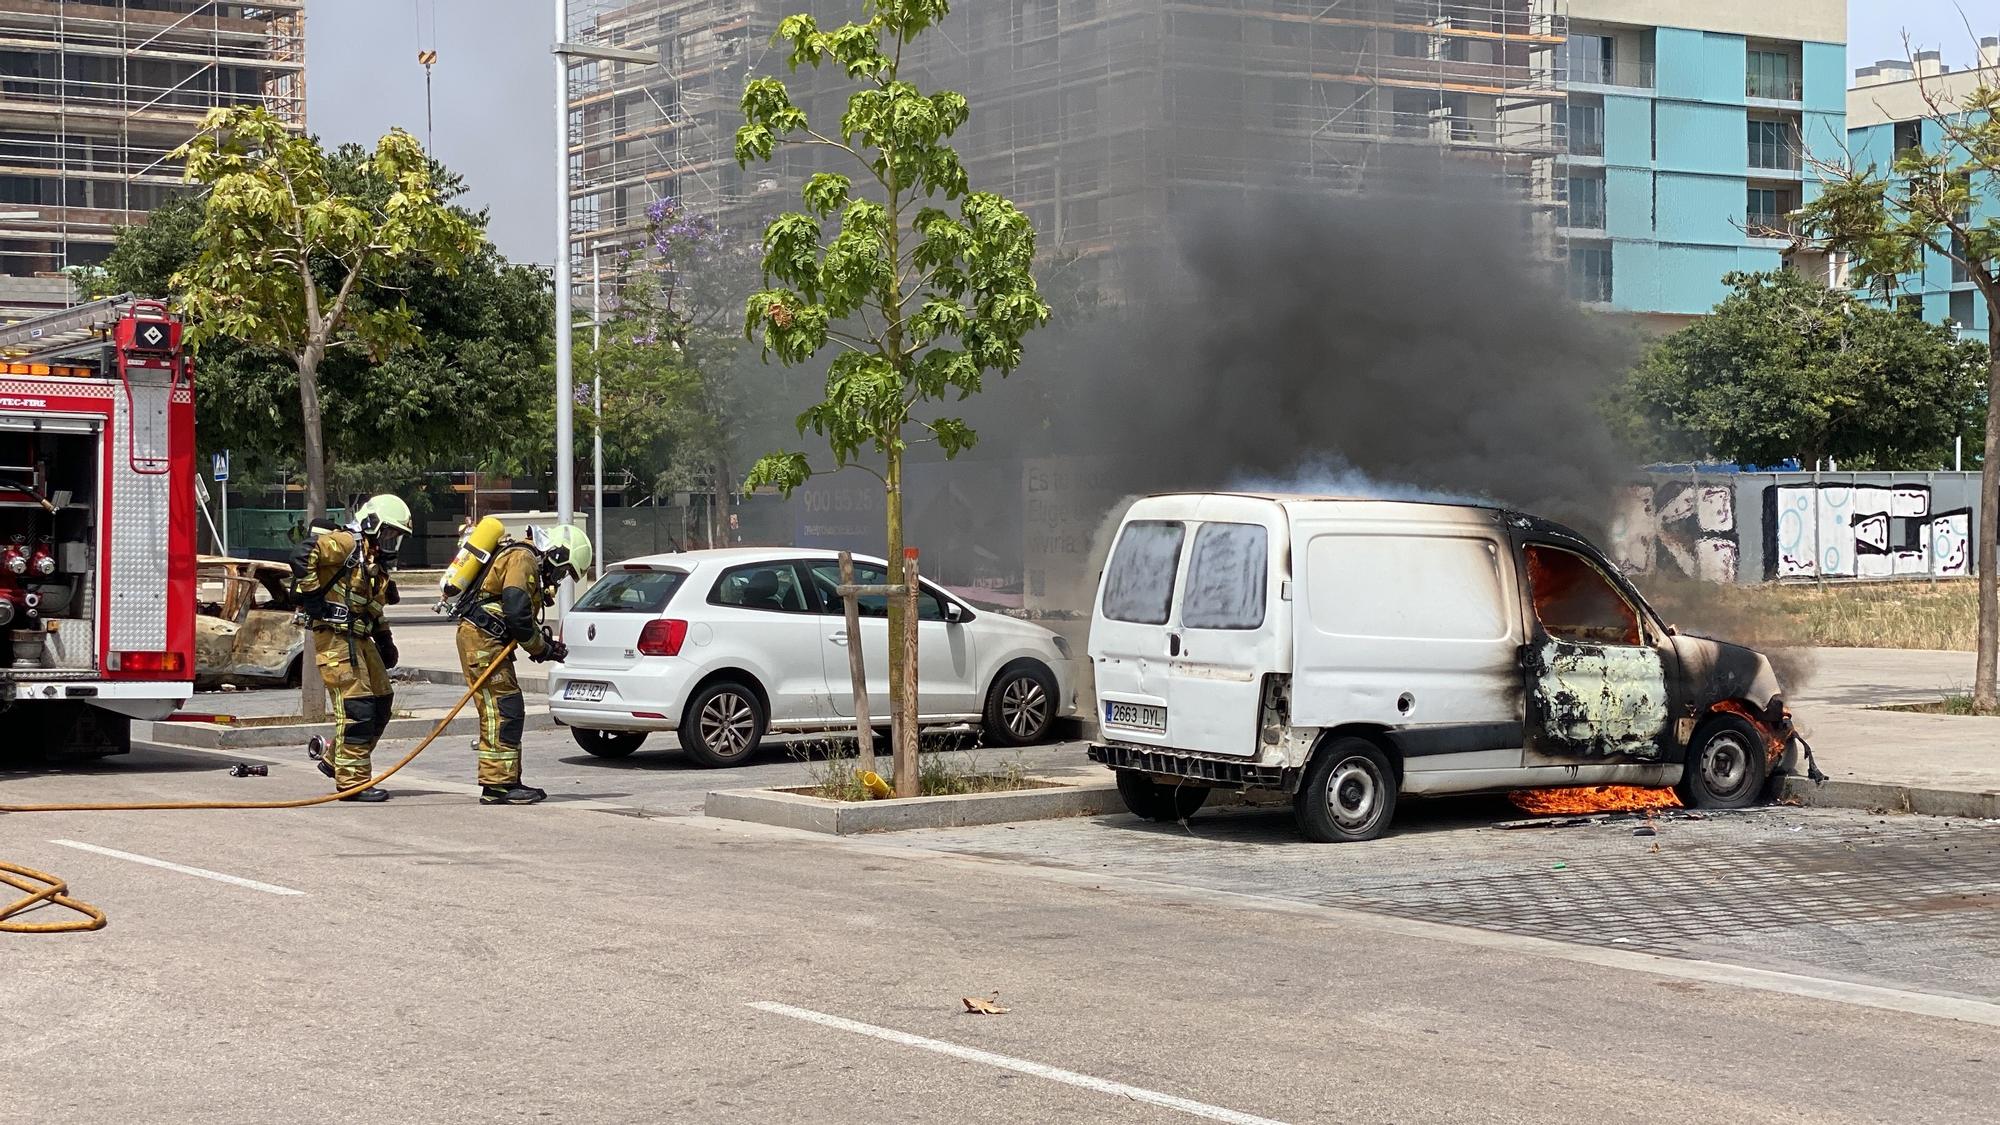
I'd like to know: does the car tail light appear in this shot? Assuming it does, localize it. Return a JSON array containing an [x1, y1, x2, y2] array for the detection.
[[111, 651, 185, 674], [637, 618, 688, 657]]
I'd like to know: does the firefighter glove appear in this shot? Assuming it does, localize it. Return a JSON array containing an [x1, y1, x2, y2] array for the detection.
[[375, 629, 400, 669], [532, 638, 569, 664]]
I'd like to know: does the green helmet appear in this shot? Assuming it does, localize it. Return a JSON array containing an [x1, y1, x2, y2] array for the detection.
[[539, 523, 593, 582], [353, 494, 414, 543]]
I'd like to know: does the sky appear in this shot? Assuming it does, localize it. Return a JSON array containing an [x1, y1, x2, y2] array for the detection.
[[306, 1, 2000, 269]]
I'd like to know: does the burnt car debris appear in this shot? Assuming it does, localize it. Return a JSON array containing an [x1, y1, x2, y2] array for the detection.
[[194, 556, 304, 689], [1087, 492, 1818, 843]]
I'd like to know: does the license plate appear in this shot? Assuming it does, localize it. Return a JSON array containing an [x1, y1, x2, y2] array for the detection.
[[1105, 700, 1166, 733], [563, 681, 608, 702]]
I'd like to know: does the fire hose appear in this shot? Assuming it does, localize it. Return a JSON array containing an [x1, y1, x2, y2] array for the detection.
[[0, 642, 517, 935]]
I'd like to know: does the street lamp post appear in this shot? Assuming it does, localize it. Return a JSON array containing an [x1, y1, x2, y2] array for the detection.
[[552, 9, 659, 613], [591, 240, 607, 582]]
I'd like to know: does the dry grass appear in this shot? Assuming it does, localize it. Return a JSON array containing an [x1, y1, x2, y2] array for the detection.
[[1875, 695, 1988, 716], [789, 733, 1043, 802], [1638, 578, 1977, 652]]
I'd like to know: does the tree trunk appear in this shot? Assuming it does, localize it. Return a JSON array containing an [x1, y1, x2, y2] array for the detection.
[[713, 450, 733, 544], [884, 448, 909, 789], [1976, 312, 2000, 711], [297, 345, 328, 722]]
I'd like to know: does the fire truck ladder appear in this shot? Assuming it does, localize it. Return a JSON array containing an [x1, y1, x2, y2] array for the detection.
[[0, 294, 141, 362]]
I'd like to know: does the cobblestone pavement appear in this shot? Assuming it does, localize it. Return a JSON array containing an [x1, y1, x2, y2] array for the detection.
[[879, 801, 2000, 1002]]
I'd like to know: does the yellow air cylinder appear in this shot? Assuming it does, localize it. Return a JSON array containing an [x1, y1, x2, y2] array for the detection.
[[439, 516, 507, 600]]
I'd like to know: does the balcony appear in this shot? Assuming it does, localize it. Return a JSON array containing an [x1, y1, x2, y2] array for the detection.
[[1565, 199, 1606, 230], [1565, 59, 1655, 90], [1745, 212, 1796, 239], [1746, 73, 1804, 101], [1748, 126, 1803, 172]]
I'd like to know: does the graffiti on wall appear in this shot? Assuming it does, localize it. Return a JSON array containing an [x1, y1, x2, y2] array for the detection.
[[1610, 480, 1741, 581], [1766, 484, 1970, 579]]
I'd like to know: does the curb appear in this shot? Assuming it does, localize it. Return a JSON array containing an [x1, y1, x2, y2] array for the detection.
[[1785, 775, 2000, 820], [705, 778, 1127, 835], [144, 709, 557, 751], [396, 666, 551, 693]]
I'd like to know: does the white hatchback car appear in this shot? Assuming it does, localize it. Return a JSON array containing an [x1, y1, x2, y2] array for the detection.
[[549, 548, 1077, 766]]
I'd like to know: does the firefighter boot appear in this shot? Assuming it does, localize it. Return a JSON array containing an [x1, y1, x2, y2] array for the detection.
[[480, 783, 547, 805], [340, 787, 391, 803]]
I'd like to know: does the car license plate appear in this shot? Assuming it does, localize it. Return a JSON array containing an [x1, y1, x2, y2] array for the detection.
[[1105, 700, 1166, 733], [563, 681, 608, 702]]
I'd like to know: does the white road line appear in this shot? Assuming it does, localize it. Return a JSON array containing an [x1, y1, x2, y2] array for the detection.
[[50, 839, 305, 897], [748, 1001, 1290, 1125]]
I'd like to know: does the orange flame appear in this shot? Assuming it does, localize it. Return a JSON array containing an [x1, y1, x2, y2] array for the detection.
[[1507, 785, 1682, 815]]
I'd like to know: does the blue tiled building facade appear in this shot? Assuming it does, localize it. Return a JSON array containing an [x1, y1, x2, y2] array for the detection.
[[1561, 2, 1846, 322], [1846, 44, 2000, 340]]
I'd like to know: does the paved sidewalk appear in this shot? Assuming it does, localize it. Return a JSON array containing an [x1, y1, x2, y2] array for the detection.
[[1782, 648, 2000, 817]]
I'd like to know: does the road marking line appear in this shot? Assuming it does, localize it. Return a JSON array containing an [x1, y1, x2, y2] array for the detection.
[[748, 1001, 1289, 1125], [50, 839, 305, 896]]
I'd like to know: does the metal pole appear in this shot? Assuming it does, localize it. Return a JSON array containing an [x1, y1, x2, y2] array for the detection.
[[220, 473, 228, 557], [552, 0, 576, 615], [592, 243, 605, 580]]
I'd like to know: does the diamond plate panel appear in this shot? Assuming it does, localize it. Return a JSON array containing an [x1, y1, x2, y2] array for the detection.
[[108, 378, 169, 651], [125, 368, 171, 472]]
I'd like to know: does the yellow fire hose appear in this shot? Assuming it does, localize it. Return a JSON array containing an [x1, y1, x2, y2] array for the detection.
[[1, 642, 516, 935]]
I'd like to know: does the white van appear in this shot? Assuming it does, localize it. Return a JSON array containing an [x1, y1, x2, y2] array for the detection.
[[1087, 493, 1800, 842]]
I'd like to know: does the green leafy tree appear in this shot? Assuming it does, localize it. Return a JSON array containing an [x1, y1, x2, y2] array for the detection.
[[170, 106, 484, 521], [88, 178, 554, 522], [1793, 66, 2000, 706], [1618, 270, 1986, 469], [734, 1, 1051, 776]]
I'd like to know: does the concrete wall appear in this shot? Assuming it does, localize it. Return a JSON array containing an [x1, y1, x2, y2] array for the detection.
[[1568, 0, 1844, 46]]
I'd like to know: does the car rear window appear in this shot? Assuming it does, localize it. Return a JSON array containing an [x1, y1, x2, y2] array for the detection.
[[1182, 522, 1268, 630], [1102, 520, 1185, 625], [573, 569, 687, 613]]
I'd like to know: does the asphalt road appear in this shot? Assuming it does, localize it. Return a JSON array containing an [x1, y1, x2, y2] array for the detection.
[[7, 729, 1998, 1123]]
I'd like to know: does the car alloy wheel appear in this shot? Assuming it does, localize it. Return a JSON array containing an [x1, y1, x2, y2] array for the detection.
[[699, 691, 757, 758], [1000, 676, 1049, 741]]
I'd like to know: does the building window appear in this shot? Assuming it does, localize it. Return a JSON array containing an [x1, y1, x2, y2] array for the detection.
[[1561, 99, 1604, 157], [1893, 120, 1922, 156], [1747, 187, 1796, 235], [1748, 119, 1799, 170], [1569, 244, 1613, 304], [1563, 34, 1613, 84], [1950, 291, 1976, 331], [1566, 174, 1605, 229], [1746, 49, 1801, 100], [1897, 295, 1924, 319], [1952, 228, 1972, 284]]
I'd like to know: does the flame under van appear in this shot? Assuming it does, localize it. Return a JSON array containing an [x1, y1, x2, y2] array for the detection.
[[1086, 493, 1801, 842]]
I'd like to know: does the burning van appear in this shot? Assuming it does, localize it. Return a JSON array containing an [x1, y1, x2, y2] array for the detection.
[[1086, 493, 1801, 842]]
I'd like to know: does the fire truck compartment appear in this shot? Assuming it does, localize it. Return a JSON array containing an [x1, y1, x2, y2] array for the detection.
[[0, 421, 101, 677]]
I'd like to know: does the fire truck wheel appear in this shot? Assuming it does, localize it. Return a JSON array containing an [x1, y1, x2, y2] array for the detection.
[[1676, 713, 1768, 810], [1114, 769, 1209, 822], [1295, 737, 1398, 843], [572, 728, 646, 758]]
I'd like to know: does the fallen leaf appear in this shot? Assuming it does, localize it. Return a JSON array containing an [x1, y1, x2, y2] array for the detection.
[[962, 995, 1010, 1015]]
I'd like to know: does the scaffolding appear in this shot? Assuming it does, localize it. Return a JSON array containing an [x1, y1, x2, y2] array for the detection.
[[565, 0, 1569, 300], [0, 0, 306, 280]]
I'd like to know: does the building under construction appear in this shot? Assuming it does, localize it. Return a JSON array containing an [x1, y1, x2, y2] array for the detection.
[[563, 0, 1568, 300], [0, 1, 305, 301]]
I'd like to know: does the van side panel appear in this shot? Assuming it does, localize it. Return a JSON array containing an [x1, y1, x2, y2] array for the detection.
[[1288, 514, 1525, 772]]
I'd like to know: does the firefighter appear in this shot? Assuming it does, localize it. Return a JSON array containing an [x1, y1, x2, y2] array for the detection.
[[457, 524, 591, 805], [291, 495, 411, 802]]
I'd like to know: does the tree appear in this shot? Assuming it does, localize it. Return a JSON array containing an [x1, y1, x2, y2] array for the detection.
[[86, 179, 554, 519], [587, 199, 767, 543], [1793, 63, 2000, 707], [170, 106, 484, 521], [735, 1, 1051, 789], [1618, 270, 1986, 469]]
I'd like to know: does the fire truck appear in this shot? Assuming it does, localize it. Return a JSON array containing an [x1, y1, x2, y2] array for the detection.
[[0, 295, 196, 756]]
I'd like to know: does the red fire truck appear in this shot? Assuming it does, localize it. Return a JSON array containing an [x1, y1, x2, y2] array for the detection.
[[0, 295, 196, 756]]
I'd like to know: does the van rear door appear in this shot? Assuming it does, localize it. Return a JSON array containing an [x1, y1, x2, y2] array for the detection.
[[1090, 498, 1287, 758]]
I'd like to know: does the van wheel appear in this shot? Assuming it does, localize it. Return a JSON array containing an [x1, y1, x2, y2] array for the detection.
[[1114, 770, 1210, 822], [573, 728, 646, 759], [984, 662, 1057, 746], [1676, 714, 1768, 810], [679, 681, 766, 768], [1295, 738, 1397, 843]]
